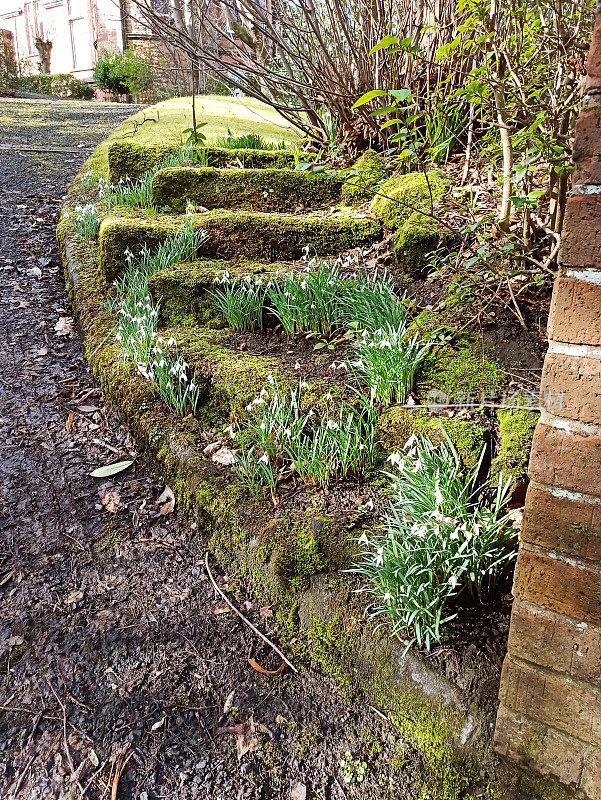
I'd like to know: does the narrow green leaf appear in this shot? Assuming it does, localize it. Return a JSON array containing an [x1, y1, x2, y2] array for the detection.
[[368, 35, 399, 55]]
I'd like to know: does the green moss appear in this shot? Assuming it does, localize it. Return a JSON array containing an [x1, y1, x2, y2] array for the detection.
[[377, 408, 486, 469], [298, 576, 476, 800], [490, 403, 538, 487], [370, 172, 449, 230], [392, 212, 460, 280], [341, 149, 388, 204], [151, 166, 344, 212], [418, 338, 505, 403], [99, 209, 381, 281], [108, 141, 296, 183]]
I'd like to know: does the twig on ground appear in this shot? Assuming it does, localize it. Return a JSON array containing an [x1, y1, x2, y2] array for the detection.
[[204, 551, 298, 673], [506, 276, 528, 330]]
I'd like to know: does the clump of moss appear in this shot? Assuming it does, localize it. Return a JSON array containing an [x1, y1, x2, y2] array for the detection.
[[341, 149, 388, 204], [151, 166, 344, 213], [376, 408, 486, 469], [490, 402, 539, 488], [370, 172, 449, 230], [418, 338, 504, 403], [392, 212, 460, 280]]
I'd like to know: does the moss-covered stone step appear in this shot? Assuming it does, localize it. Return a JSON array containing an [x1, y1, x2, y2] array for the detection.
[[392, 212, 460, 280], [341, 149, 388, 205], [99, 210, 381, 282], [148, 258, 288, 326], [108, 141, 296, 183], [371, 171, 449, 230], [151, 166, 344, 213]]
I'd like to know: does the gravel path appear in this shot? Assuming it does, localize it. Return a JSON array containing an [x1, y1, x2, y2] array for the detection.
[[0, 99, 418, 800]]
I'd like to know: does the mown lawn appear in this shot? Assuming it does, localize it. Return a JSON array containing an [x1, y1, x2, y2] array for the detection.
[[88, 95, 300, 173]]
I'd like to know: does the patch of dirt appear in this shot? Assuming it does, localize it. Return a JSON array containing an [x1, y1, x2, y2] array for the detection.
[[0, 98, 424, 800], [224, 328, 353, 383]]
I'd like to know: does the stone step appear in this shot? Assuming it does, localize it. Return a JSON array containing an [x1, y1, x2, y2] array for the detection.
[[147, 258, 289, 326], [151, 166, 344, 213], [99, 209, 381, 282], [108, 141, 296, 183]]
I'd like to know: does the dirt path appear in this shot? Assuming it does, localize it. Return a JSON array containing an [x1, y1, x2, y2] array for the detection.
[[0, 99, 418, 800]]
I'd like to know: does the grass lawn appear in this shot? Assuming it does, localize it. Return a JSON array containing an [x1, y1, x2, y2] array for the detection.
[[88, 95, 301, 174]]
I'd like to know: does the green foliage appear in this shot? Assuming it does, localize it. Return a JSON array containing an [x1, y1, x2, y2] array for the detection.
[[0, 32, 18, 95], [214, 129, 287, 150], [209, 271, 266, 331], [230, 379, 376, 490], [19, 73, 94, 99], [352, 435, 517, 649], [339, 751, 367, 784], [93, 47, 152, 96], [353, 325, 432, 405], [71, 203, 99, 239]]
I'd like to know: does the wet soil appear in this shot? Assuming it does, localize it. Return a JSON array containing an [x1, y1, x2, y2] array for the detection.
[[0, 99, 425, 800]]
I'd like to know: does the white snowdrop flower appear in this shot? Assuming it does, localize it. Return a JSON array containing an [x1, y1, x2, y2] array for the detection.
[[190, 382, 197, 392], [224, 425, 236, 438], [245, 403, 253, 412], [326, 420, 339, 430], [284, 427, 292, 438], [435, 483, 444, 508], [449, 575, 459, 589], [387, 452, 403, 469], [329, 362, 337, 371], [253, 397, 265, 406], [267, 374, 275, 385], [115, 332, 122, 341], [378, 339, 391, 349], [300, 280, 307, 289], [358, 443, 366, 452], [382, 592, 393, 601], [375, 546, 384, 566], [450, 529, 460, 541], [324, 393, 333, 401], [300, 381, 309, 390], [258, 453, 269, 464], [358, 532, 369, 545], [167, 337, 177, 346], [63, 211, 70, 220], [260, 422, 266, 431]]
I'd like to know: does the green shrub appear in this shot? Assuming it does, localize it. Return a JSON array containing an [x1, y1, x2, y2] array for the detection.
[[19, 73, 94, 100], [0, 31, 18, 96], [93, 47, 152, 97]]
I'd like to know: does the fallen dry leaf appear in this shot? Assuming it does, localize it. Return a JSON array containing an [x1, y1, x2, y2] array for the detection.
[[203, 441, 221, 456], [259, 606, 273, 619], [213, 605, 233, 615], [7, 635, 24, 647], [65, 411, 75, 434], [223, 690, 236, 714], [16, 301, 30, 309], [248, 658, 285, 676], [157, 485, 175, 515], [100, 486, 121, 514], [211, 446, 238, 466], [54, 316, 74, 336], [65, 590, 84, 605], [235, 716, 259, 760], [290, 782, 307, 800]]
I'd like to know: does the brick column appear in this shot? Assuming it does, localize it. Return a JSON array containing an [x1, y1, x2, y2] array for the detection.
[[494, 10, 601, 798]]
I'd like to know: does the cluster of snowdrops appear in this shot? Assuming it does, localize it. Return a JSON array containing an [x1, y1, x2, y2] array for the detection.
[[69, 201, 516, 650]]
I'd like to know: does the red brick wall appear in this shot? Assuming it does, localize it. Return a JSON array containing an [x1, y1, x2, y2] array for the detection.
[[493, 10, 601, 797]]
